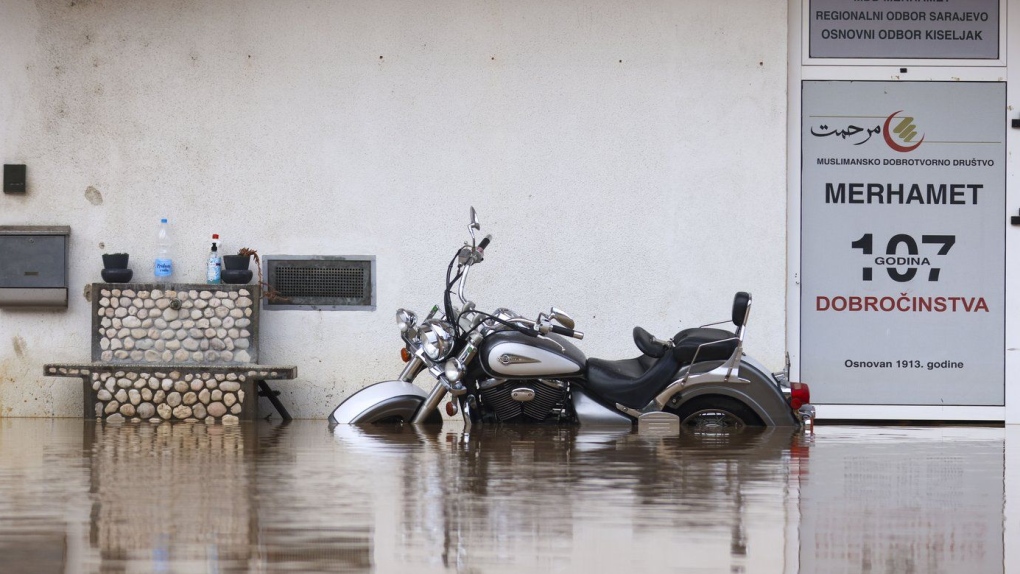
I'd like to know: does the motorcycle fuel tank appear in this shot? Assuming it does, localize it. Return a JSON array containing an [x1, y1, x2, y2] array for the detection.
[[480, 331, 586, 378]]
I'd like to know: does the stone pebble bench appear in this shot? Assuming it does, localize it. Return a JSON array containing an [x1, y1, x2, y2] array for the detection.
[[45, 283, 297, 423]]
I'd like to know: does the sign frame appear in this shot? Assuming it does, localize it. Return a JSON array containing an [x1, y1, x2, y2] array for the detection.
[[786, 0, 1014, 422], [801, 0, 1008, 67], [799, 79, 1006, 408]]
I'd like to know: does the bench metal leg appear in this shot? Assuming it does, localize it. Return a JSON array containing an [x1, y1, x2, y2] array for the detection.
[[257, 380, 292, 421]]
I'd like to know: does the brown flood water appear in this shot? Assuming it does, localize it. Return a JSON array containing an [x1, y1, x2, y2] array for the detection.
[[0, 419, 1013, 573]]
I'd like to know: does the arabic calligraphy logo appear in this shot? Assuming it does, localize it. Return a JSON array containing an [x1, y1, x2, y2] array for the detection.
[[883, 111, 924, 153], [810, 122, 881, 146]]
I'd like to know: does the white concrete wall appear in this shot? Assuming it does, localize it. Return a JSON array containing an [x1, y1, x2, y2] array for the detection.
[[0, 0, 788, 418]]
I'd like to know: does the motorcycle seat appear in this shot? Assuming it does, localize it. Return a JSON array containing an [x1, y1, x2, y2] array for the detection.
[[584, 352, 679, 410], [672, 327, 739, 365], [632, 326, 669, 358], [584, 293, 749, 410]]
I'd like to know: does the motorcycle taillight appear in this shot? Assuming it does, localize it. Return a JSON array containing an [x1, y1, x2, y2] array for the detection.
[[790, 382, 810, 410]]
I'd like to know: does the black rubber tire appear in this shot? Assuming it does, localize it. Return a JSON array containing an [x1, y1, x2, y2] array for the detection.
[[672, 396, 764, 431]]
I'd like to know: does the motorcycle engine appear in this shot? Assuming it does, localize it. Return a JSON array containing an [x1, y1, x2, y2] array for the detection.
[[478, 378, 568, 422]]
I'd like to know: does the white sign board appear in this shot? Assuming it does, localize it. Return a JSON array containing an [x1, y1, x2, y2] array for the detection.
[[809, 0, 1000, 59], [800, 81, 1004, 406]]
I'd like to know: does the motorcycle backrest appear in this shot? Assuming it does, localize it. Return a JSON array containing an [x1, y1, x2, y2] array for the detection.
[[732, 292, 751, 329]]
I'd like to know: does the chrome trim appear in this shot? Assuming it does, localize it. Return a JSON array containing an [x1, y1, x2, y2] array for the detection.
[[461, 395, 475, 428], [511, 388, 536, 402], [550, 307, 575, 330], [537, 379, 567, 390], [737, 295, 752, 341], [652, 353, 751, 411], [498, 353, 540, 366], [444, 358, 465, 383], [458, 302, 477, 330], [572, 389, 632, 426], [457, 263, 471, 305], [468, 206, 480, 238], [396, 308, 418, 333], [478, 377, 507, 390], [447, 331, 481, 385], [397, 356, 426, 382], [411, 382, 449, 424], [483, 308, 520, 330], [485, 341, 581, 376], [417, 319, 456, 361], [685, 337, 742, 382], [458, 331, 483, 362], [637, 411, 680, 435], [616, 403, 643, 418], [798, 404, 817, 426], [653, 336, 675, 348]]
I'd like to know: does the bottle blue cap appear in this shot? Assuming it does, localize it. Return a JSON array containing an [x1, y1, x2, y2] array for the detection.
[[160, 218, 168, 223]]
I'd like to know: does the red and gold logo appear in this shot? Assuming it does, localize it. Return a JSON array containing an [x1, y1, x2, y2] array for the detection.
[[883, 111, 924, 152]]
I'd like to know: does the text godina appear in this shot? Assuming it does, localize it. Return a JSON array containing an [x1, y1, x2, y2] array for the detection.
[[816, 295, 990, 313]]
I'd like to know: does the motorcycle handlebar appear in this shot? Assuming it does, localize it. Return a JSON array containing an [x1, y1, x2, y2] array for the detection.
[[478, 235, 491, 250], [550, 324, 584, 340]]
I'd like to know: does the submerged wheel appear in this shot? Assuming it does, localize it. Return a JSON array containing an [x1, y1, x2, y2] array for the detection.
[[672, 396, 764, 432], [370, 409, 443, 425], [343, 396, 443, 425]]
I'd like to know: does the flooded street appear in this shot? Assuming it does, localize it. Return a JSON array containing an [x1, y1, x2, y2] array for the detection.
[[0, 420, 1014, 573]]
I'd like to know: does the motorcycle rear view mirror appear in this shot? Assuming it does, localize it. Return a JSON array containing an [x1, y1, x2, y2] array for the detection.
[[468, 206, 481, 244], [550, 307, 575, 330]]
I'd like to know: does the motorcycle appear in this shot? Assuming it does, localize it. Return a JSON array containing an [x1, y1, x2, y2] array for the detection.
[[329, 208, 815, 432]]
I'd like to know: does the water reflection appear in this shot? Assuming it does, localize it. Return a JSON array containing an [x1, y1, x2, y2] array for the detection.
[[795, 427, 1004, 574], [331, 425, 805, 573], [0, 419, 1011, 573]]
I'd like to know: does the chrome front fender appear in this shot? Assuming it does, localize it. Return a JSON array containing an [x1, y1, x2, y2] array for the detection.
[[329, 381, 430, 424]]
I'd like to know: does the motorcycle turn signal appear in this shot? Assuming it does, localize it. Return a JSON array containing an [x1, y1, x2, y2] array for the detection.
[[400, 348, 411, 362]]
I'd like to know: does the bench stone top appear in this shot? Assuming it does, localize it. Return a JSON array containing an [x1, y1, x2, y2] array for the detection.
[[45, 363, 297, 379]]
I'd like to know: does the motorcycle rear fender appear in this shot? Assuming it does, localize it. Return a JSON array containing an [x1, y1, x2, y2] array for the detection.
[[673, 358, 798, 426], [328, 380, 429, 424]]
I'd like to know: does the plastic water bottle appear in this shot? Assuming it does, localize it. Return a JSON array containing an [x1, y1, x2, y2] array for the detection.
[[154, 218, 173, 285], [206, 234, 221, 284]]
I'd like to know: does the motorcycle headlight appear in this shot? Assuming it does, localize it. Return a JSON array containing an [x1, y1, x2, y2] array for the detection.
[[417, 319, 455, 361]]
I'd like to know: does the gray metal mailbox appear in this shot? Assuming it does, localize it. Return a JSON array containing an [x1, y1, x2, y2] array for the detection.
[[0, 226, 70, 308]]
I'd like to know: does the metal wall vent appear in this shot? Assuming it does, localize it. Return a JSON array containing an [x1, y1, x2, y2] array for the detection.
[[263, 256, 376, 311]]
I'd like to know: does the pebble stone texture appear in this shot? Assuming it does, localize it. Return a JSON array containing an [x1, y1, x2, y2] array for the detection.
[[45, 283, 296, 423], [91, 283, 260, 365]]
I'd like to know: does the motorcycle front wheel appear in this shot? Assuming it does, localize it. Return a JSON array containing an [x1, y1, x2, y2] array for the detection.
[[671, 396, 764, 432]]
